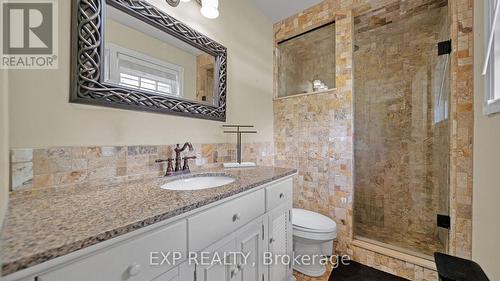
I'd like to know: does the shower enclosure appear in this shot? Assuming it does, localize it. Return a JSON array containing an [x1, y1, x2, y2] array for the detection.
[[353, 0, 451, 258]]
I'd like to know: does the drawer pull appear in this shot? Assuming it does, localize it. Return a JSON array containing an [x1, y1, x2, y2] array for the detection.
[[127, 263, 142, 277], [279, 192, 285, 199], [232, 213, 241, 222]]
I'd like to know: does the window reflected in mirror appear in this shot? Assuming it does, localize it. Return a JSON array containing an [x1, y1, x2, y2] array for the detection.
[[104, 5, 217, 105]]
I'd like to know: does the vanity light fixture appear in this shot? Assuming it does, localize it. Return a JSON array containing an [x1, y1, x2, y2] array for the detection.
[[165, 0, 220, 19], [200, 0, 219, 19], [165, 0, 181, 7]]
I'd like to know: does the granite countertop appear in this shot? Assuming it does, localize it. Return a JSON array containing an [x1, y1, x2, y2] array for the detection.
[[0, 166, 296, 276]]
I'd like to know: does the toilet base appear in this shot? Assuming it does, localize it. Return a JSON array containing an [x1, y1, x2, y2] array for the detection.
[[294, 261, 326, 277], [292, 236, 333, 277]]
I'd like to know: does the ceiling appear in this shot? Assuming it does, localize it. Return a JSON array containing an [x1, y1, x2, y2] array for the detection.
[[249, 0, 324, 23]]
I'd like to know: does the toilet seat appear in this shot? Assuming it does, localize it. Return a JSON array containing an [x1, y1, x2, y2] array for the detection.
[[292, 208, 337, 233], [292, 209, 338, 277], [293, 226, 337, 240]]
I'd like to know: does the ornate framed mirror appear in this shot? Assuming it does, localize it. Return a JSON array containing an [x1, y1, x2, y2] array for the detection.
[[71, 0, 227, 121]]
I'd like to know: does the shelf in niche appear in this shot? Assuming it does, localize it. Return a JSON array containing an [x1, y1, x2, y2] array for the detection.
[[273, 88, 337, 101]]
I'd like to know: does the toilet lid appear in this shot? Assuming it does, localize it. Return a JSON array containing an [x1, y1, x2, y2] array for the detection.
[[292, 208, 337, 233]]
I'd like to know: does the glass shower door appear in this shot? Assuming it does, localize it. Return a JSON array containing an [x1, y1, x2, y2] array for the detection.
[[353, 2, 450, 258]]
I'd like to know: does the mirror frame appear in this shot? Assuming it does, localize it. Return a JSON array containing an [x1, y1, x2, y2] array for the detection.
[[70, 0, 227, 121]]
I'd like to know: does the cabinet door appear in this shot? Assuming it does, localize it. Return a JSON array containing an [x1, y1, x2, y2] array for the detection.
[[195, 237, 237, 281], [235, 218, 265, 281], [267, 205, 292, 281]]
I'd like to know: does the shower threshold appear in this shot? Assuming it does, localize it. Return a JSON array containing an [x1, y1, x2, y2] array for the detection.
[[352, 237, 437, 270]]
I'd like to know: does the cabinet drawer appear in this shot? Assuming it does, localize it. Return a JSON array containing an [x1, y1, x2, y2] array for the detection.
[[39, 220, 187, 281], [188, 189, 265, 251], [266, 178, 292, 211]]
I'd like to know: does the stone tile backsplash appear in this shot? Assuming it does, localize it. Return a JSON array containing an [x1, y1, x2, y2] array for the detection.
[[10, 142, 274, 191]]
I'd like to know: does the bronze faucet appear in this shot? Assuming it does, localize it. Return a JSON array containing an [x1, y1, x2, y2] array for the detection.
[[174, 142, 194, 171], [156, 142, 196, 177]]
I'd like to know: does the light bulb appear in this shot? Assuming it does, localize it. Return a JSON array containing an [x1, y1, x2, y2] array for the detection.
[[201, 6, 219, 19], [200, 0, 219, 19]]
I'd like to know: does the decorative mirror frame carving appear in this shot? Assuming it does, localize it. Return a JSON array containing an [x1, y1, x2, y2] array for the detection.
[[71, 0, 227, 121]]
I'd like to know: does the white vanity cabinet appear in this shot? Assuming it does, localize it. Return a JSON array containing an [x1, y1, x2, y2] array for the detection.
[[265, 182, 293, 281], [194, 178, 293, 281], [11, 176, 294, 281], [194, 217, 265, 281], [187, 189, 266, 252], [236, 219, 265, 281], [267, 205, 292, 281]]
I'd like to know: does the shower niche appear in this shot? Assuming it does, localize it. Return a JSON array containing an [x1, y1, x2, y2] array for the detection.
[[276, 22, 336, 98]]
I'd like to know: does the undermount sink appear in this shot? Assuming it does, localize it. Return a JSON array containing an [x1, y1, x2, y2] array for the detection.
[[161, 175, 235, 191]]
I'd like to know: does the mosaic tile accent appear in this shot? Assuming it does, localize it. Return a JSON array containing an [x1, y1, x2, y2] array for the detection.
[[10, 142, 274, 191]]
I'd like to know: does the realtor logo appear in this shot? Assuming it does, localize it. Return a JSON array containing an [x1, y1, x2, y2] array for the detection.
[[1, 0, 58, 69]]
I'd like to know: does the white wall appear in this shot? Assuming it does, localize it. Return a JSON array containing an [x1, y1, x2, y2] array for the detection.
[[473, 1, 500, 280], [0, 69, 8, 225], [8, 0, 274, 148]]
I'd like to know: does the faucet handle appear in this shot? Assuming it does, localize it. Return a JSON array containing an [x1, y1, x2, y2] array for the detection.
[[182, 156, 197, 171], [155, 159, 173, 163], [156, 159, 174, 177]]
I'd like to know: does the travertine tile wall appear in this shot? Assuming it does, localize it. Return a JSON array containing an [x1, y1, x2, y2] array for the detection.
[[447, 0, 474, 260], [10, 142, 274, 191], [274, 0, 355, 258], [274, 0, 473, 280], [274, 89, 353, 255]]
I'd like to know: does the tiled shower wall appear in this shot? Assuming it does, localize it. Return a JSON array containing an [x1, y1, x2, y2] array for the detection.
[[274, 0, 355, 267], [274, 0, 473, 280], [10, 142, 274, 191]]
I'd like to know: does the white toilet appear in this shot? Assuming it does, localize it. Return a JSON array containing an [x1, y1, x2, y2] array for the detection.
[[292, 208, 337, 277]]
